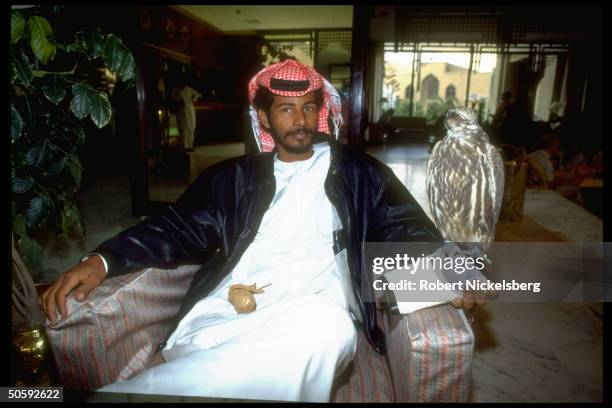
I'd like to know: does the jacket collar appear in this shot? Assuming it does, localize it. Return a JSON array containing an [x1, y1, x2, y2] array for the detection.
[[255, 132, 342, 179]]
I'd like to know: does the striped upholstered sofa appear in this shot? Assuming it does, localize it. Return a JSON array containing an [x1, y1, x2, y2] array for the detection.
[[44, 265, 474, 402]]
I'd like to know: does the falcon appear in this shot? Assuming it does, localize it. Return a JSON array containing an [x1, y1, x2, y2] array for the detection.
[[426, 107, 505, 255]]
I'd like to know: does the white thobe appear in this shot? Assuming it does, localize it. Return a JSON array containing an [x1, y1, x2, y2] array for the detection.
[[172, 85, 200, 149], [99, 142, 358, 402]]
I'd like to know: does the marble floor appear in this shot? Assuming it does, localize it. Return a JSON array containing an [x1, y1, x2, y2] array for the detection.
[[36, 175, 141, 283], [148, 143, 245, 203], [39, 141, 603, 402]]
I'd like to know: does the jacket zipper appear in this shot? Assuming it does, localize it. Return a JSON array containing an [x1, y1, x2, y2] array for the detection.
[[326, 165, 368, 334]]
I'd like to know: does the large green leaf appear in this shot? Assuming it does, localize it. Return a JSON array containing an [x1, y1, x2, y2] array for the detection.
[[87, 89, 112, 128], [119, 51, 137, 82], [28, 16, 56, 64], [26, 195, 50, 228], [69, 82, 112, 128], [41, 75, 67, 105], [70, 82, 92, 119], [26, 142, 52, 169], [11, 50, 32, 86], [11, 105, 23, 142], [18, 234, 44, 270], [11, 11, 25, 44], [104, 35, 136, 81], [103, 35, 126, 74], [83, 28, 105, 60], [12, 176, 35, 194]]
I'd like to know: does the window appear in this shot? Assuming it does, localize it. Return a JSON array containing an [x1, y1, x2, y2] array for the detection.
[[533, 55, 560, 121], [421, 74, 439, 102], [445, 84, 456, 99], [382, 42, 569, 124], [405, 85, 413, 99], [384, 44, 473, 121]]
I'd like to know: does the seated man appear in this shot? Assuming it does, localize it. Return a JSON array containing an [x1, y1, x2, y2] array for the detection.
[[528, 133, 585, 204], [376, 108, 397, 139], [42, 60, 478, 402]]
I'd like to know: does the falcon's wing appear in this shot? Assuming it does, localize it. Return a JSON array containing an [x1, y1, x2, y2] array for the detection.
[[426, 139, 443, 227], [426, 139, 441, 183], [485, 143, 505, 228]]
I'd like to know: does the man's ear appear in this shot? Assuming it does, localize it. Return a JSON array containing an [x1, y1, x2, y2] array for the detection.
[[257, 109, 270, 130]]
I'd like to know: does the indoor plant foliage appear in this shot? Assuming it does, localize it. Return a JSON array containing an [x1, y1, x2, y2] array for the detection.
[[10, 5, 137, 272]]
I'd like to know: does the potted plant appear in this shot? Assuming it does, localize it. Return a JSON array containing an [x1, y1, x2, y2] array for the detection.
[[10, 5, 137, 333]]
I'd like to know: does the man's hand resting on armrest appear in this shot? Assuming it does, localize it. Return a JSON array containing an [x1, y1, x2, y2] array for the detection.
[[41, 255, 107, 323], [450, 288, 498, 310], [450, 294, 487, 310]]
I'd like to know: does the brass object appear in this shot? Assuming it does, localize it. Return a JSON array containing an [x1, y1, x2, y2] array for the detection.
[[11, 327, 53, 386], [228, 283, 271, 314], [499, 160, 528, 223]]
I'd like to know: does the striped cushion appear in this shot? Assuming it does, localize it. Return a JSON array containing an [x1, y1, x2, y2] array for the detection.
[[330, 310, 395, 402], [384, 304, 474, 402], [44, 265, 199, 390]]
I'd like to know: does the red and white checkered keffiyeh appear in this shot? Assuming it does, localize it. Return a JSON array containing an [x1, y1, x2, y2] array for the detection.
[[248, 59, 343, 152]]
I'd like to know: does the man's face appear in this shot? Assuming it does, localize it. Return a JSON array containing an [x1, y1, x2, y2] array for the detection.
[[258, 91, 319, 157]]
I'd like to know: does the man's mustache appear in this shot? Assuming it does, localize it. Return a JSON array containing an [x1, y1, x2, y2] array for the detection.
[[284, 128, 314, 138]]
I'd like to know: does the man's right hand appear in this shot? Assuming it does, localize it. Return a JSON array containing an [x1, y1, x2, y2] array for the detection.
[[41, 255, 106, 323]]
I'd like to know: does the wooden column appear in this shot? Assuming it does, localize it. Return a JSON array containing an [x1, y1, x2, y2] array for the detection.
[[348, 5, 373, 146], [130, 43, 151, 215]]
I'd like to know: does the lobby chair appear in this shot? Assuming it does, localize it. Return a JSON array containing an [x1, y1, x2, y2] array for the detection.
[[45, 264, 474, 402]]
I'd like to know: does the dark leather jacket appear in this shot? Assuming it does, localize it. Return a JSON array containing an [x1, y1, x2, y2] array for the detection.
[[95, 133, 443, 354]]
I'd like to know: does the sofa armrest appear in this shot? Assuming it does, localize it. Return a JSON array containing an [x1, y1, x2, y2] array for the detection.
[[44, 264, 199, 391], [381, 304, 474, 402]]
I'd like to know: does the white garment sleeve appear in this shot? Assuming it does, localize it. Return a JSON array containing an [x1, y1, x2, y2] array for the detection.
[[80, 253, 109, 275], [529, 150, 555, 182]]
